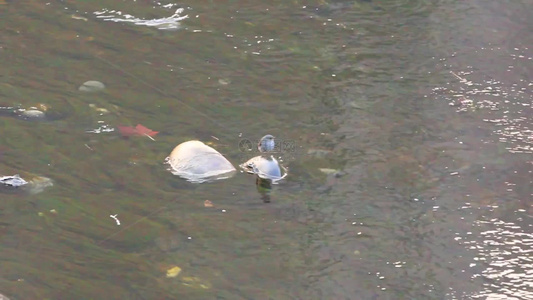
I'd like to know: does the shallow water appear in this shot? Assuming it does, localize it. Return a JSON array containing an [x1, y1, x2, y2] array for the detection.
[[0, 0, 531, 299]]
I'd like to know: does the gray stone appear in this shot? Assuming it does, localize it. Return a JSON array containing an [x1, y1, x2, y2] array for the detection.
[[21, 109, 45, 119], [79, 80, 106, 92]]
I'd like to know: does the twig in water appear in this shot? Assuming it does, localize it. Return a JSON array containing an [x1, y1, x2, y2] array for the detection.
[[450, 71, 465, 81], [144, 133, 156, 141]]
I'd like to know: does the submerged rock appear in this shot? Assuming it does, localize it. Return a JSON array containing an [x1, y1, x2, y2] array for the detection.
[[0, 292, 11, 300], [319, 168, 337, 175], [0, 102, 71, 122], [0, 174, 53, 194], [79, 80, 106, 92], [20, 109, 46, 120], [0, 174, 28, 188], [166, 140, 236, 183], [26, 176, 54, 194]]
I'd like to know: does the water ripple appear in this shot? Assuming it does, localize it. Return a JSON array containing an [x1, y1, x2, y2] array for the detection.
[[374, 0, 436, 15], [93, 7, 188, 31], [464, 217, 533, 299], [431, 46, 532, 154]]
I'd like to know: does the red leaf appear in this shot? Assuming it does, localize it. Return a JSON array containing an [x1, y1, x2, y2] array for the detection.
[[117, 124, 159, 137], [117, 126, 138, 136], [134, 124, 159, 136]]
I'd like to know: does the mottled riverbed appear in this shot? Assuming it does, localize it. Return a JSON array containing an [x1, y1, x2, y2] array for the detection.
[[0, 0, 531, 299]]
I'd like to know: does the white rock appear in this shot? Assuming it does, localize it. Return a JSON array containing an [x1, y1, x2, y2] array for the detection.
[[0, 292, 11, 300], [319, 168, 338, 175], [166, 141, 236, 183], [0, 174, 28, 187], [21, 109, 45, 119], [79, 80, 106, 92]]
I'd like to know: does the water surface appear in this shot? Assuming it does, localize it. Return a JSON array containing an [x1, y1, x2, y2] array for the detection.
[[0, 0, 531, 299]]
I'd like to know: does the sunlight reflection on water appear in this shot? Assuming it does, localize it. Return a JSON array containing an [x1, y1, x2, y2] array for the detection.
[[428, 44, 532, 298], [2, 0, 531, 299], [466, 218, 533, 300], [432, 47, 532, 154], [94, 8, 188, 31]]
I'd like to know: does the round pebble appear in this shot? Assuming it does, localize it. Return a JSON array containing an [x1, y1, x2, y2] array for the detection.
[[79, 80, 106, 92], [218, 78, 231, 85]]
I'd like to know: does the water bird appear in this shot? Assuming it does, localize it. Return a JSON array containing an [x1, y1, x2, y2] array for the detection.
[[240, 135, 283, 180]]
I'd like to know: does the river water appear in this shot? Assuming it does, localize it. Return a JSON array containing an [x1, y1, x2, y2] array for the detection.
[[0, 1, 531, 299]]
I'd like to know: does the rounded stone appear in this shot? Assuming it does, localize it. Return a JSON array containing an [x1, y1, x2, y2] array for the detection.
[[166, 140, 236, 183], [21, 109, 46, 120], [79, 80, 106, 92]]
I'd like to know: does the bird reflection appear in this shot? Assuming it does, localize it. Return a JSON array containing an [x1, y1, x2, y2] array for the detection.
[[255, 176, 273, 203]]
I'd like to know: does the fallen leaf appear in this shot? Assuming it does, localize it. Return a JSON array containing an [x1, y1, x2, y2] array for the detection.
[[117, 125, 137, 136], [166, 266, 182, 278], [117, 124, 159, 137], [204, 200, 213, 207], [135, 124, 158, 136]]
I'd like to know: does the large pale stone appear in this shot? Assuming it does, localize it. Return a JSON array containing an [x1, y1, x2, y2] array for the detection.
[[167, 141, 236, 183]]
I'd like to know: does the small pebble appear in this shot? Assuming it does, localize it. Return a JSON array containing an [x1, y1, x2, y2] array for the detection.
[[333, 171, 346, 178], [79, 80, 106, 92], [349, 102, 364, 109], [89, 104, 109, 114], [319, 168, 337, 174], [218, 79, 231, 85]]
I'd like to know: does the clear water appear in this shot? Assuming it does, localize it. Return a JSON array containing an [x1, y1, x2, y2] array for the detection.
[[0, 0, 531, 299]]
